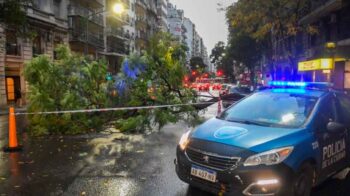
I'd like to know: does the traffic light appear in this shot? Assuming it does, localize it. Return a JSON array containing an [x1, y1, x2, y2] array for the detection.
[[217, 70, 223, 77], [106, 72, 113, 81], [184, 76, 189, 82]]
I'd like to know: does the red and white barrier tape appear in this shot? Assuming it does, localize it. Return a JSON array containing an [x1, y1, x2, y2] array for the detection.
[[11, 102, 216, 116]]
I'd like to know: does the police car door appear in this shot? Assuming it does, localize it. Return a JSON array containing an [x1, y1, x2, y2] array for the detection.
[[315, 94, 348, 179], [336, 93, 350, 164]]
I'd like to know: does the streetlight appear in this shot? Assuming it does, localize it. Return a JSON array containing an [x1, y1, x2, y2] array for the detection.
[[85, 3, 125, 55], [113, 3, 125, 14]]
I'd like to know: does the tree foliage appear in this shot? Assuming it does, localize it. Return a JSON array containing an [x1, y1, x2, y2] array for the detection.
[[189, 56, 207, 72], [210, 41, 225, 66], [0, 0, 33, 37], [225, 0, 313, 80], [115, 32, 199, 132], [24, 33, 200, 135], [24, 46, 112, 135]]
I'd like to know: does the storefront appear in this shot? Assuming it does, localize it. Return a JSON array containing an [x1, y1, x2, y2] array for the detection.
[[298, 58, 350, 90]]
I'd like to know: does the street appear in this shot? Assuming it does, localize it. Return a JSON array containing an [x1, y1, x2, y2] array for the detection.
[[0, 99, 350, 196]]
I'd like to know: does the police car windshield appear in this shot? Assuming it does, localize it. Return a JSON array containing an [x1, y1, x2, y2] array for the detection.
[[220, 92, 318, 128]]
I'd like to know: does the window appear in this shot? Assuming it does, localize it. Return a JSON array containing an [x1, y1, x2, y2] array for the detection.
[[337, 94, 350, 127], [220, 92, 318, 128], [315, 96, 337, 131], [32, 35, 42, 57], [6, 31, 21, 56]]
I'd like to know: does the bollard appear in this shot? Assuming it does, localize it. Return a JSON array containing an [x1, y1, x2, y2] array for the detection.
[[3, 107, 22, 152]]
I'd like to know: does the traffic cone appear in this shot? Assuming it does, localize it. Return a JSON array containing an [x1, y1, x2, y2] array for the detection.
[[3, 107, 22, 152], [217, 96, 222, 115]]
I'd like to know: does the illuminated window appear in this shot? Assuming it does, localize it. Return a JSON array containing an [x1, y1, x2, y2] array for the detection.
[[6, 78, 15, 101]]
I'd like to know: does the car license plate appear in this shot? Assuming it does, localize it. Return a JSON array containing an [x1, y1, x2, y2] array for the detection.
[[191, 165, 217, 183]]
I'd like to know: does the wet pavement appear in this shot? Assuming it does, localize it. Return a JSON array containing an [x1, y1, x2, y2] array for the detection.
[[0, 96, 350, 196]]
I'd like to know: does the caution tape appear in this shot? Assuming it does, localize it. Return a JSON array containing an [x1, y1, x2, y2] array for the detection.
[[4, 102, 216, 116]]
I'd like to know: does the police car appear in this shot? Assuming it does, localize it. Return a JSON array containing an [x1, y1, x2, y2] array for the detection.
[[175, 81, 350, 196]]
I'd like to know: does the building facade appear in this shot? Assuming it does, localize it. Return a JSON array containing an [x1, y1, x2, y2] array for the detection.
[[183, 17, 194, 62], [135, 0, 148, 53], [156, 0, 168, 32], [0, 0, 134, 107], [1, 0, 70, 106], [167, 2, 184, 42], [0, 0, 205, 107], [299, 0, 350, 89]]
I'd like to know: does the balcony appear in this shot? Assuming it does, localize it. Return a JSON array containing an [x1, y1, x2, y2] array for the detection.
[[106, 12, 129, 25], [72, 0, 104, 9], [69, 30, 104, 49], [106, 38, 129, 56], [299, 0, 342, 24], [68, 4, 104, 26], [136, 31, 148, 40], [147, 2, 158, 15], [106, 27, 132, 40], [136, 0, 147, 9]]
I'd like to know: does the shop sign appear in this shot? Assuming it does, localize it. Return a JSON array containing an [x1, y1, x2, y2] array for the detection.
[[298, 58, 333, 71]]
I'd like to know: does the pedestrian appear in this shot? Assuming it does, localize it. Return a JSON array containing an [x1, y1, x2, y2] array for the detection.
[[15, 88, 22, 107]]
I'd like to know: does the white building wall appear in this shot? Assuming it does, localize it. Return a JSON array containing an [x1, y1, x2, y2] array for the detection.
[[183, 18, 193, 61], [167, 2, 183, 41], [124, 0, 136, 53]]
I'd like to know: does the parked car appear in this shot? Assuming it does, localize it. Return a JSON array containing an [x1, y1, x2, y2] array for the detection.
[[219, 84, 234, 96], [221, 86, 252, 108], [212, 83, 222, 90], [198, 83, 210, 91]]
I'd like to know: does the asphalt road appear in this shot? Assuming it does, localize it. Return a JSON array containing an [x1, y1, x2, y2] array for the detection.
[[1, 92, 350, 195]]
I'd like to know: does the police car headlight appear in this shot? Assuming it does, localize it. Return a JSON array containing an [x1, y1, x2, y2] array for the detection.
[[179, 130, 191, 150], [244, 147, 294, 166]]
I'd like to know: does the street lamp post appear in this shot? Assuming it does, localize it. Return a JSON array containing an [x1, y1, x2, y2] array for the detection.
[[84, 3, 125, 56]]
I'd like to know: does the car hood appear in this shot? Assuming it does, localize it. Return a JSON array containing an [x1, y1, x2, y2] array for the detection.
[[191, 118, 302, 151]]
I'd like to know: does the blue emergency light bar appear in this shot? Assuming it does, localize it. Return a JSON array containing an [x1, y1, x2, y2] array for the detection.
[[269, 81, 307, 87], [268, 81, 333, 90]]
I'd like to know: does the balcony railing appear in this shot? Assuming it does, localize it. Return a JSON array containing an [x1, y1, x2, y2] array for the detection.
[[107, 41, 129, 55], [136, 31, 148, 40], [6, 43, 21, 56], [69, 30, 104, 48], [136, 0, 147, 9], [106, 27, 132, 40], [68, 4, 103, 26]]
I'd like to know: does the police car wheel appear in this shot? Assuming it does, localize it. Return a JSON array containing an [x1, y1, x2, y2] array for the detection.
[[293, 164, 313, 196]]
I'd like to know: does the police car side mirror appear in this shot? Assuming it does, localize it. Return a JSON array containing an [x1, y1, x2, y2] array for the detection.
[[327, 122, 346, 134]]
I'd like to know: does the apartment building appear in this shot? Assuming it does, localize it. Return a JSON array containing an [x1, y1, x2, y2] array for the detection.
[[167, 2, 184, 42], [192, 30, 202, 57], [146, 0, 158, 39], [298, 0, 350, 89], [104, 0, 133, 74], [67, 0, 105, 56], [183, 17, 194, 62], [156, 0, 168, 32], [124, 0, 136, 54], [135, 0, 148, 52], [0, 0, 69, 106], [0, 0, 136, 107]]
